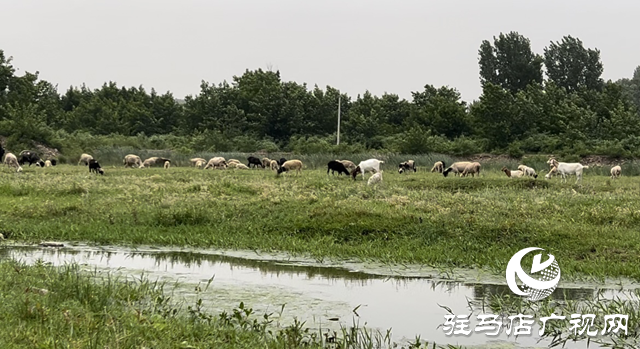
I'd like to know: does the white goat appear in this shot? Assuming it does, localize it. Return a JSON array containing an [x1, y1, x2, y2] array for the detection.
[[545, 158, 589, 183], [351, 159, 384, 180]]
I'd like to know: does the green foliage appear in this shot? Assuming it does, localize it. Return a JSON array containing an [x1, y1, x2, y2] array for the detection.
[[544, 35, 604, 93], [0, 37, 639, 160], [478, 31, 544, 93]]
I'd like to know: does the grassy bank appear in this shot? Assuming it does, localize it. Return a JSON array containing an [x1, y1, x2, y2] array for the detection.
[[1, 164, 640, 280], [0, 260, 446, 348]]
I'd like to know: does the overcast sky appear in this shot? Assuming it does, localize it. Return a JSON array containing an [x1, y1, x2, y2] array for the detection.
[[1, 0, 638, 102]]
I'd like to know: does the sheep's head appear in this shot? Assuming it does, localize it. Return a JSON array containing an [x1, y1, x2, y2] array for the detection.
[[442, 168, 450, 177], [351, 166, 361, 180]]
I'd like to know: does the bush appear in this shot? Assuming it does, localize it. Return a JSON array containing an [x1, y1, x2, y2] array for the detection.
[[507, 141, 524, 159], [592, 140, 630, 158], [449, 136, 483, 157]]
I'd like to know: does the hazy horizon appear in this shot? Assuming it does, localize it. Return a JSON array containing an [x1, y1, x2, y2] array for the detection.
[[1, 0, 638, 102]]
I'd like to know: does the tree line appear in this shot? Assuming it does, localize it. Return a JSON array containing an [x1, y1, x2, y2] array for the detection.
[[1, 32, 640, 159]]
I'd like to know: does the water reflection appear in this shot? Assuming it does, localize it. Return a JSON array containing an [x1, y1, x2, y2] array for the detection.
[[0, 244, 625, 348]]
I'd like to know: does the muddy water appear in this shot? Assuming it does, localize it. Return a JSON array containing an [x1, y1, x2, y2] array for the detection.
[[0, 243, 633, 348]]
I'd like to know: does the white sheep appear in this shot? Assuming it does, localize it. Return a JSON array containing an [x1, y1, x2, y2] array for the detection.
[[277, 160, 303, 175], [142, 157, 157, 168], [124, 154, 144, 168], [270, 159, 279, 170], [502, 167, 524, 178], [142, 157, 171, 168], [235, 163, 250, 170], [164, 161, 170, 169], [430, 161, 445, 173], [78, 153, 93, 166], [517, 165, 538, 178], [204, 157, 227, 169], [3, 153, 22, 172], [190, 158, 206, 167], [442, 161, 473, 177], [45, 160, 52, 167], [611, 165, 621, 179], [545, 158, 589, 183], [367, 171, 383, 186], [195, 160, 206, 169], [262, 158, 272, 169], [351, 159, 384, 180], [398, 160, 416, 174], [461, 162, 481, 177]]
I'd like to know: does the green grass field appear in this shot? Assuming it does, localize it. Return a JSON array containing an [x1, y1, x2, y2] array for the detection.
[[1, 162, 640, 280]]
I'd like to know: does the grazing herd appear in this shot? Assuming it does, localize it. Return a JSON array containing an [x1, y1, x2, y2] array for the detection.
[[0, 147, 59, 173], [0, 144, 628, 185]]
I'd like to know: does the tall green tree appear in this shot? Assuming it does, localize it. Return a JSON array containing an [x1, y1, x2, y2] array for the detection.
[[478, 32, 544, 94], [471, 82, 535, 149], [544, 35, 604, 93], [409, 85, 469, 139], [617, 66, 640, 114]]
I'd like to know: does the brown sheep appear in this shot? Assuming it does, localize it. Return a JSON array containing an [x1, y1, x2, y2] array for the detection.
[[338, 160, 357, 172]]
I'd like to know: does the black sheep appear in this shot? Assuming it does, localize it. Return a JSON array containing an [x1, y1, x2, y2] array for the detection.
[[18, 150, 41, 166], [278, 158, 287, 166], [88, 159, 104, 175], [0, 145, 4, 162], [247, 156, 263, 168], [327, 160, 350, 176]]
